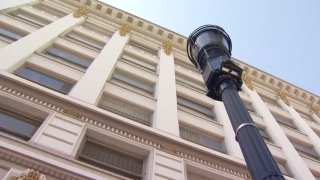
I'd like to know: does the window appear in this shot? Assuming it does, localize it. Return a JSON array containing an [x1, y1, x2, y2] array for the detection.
[[177, 96, 215, 121], [0, 107, 41, 141], [46, 47, 92, 69], [110, 71, 154, 97], [79, 139, 143, 180], [296, 109, 313, 122], [276, 161, 291, 177], [260, 95, 283, 110], [99, 96, 152, 126], [180, 126, 224, 152], [81, 22, 113, 37], [120, 53, 157, 73], [0, 26, 23, 41], [33, 3, 67, 17], [175, 73, 206, 94], [15, 67, 73, 94], [11, 10, 50, 27], [290, 140, 319, 160], [272, 113, 298, 130], [257, 127, 272, 143], [128, 41, 158, 57], [66, 31, 105, 50]]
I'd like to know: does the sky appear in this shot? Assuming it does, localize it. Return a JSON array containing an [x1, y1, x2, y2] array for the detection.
[[102, 0, 320, 96]]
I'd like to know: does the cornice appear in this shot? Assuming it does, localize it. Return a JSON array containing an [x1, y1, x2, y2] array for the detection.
[[0, 73, 250, 179], [234, 58, 320, 107]]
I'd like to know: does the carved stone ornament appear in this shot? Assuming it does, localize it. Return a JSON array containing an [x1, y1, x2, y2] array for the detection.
[[277, 90, 290, 106], [73, 6, 89, 18], [241, 71, 254, 90], [163, 40, 173, 55], [310, 103, 320, 115], [14, 169, 46, 180], [119, 23, 132, 36]]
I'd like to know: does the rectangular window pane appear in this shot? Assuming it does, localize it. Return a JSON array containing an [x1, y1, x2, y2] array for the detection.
[[121, 54, 157, 73], [81, 22, 112, 37], [12, 11, 50, 27], [129, 41, 157, 57], [33, 3, 67, 17], [79, 139, 143, 180], [272, 113, 297, 130], [177, 96, 215, 121], [0, 109, 40, 140], [110, 71, 154, 96], [99, 96, 152, 126], [16, 67, 73, 94], [291, 141, 319, 160], [47, 47, 91, 69], [180, 126, 224, 152], [175, 73, 206, 93], [0, 27, 23, 41], [66, 32, 105, 50]]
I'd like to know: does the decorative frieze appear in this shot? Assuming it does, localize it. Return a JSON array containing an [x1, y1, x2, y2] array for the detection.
[[176, 151, 250, 179], [0, 82, 249, 179]]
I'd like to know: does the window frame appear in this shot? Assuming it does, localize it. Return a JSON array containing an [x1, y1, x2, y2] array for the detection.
[[15, 66, 73, 94], [0, 107, 41, 141], [177, 96, 215, 122], [45, 46, 93, 69], [78, 138, 144, 179], [179, 125, 225, 153]]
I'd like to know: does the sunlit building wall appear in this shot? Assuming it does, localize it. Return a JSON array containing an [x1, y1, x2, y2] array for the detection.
[[0, 0, 320, 179]]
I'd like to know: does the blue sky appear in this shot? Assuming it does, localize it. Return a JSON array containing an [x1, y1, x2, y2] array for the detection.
[[102, 0, 320, 96]]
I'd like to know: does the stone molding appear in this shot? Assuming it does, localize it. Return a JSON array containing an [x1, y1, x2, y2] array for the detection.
[[0, 75, 249, 179], [0, 146, 87, 180]]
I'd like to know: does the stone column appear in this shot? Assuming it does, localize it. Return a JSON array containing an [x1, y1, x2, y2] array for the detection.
[[69, 31, 129, 104], [153, 47, 179, 136], [214, 100, 243, 159], [0, 14, 84, 71], [246, 86, 314, 180], [278, 98, 320, 157]]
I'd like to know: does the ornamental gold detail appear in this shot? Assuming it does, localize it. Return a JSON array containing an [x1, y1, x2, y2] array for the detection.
[[119, 23, 131, 36], [163, 40, 173, 55], [241, 71, 254, 90], [310, 103, 320, 116], [73, 6, 89, 18], [277, 89, 290, 106], [14, 169, 46, 180]]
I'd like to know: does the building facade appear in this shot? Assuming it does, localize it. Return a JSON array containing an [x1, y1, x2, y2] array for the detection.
[[0, 0, 320, 179]]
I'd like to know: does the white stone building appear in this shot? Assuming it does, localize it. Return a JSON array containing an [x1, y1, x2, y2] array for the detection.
[[0, 0, 320, 179]]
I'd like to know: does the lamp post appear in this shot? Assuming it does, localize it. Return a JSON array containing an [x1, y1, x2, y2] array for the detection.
[[187, 25, 284, 180]]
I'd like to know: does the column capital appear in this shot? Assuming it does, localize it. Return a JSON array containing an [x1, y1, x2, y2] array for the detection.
[[119, 23, 132, 36], [241, 70, 254, 90], [73, 6, 89, 18], [163, 39, 173, 55], [310, 103, 320, 116], [277, 89, 290, 106]]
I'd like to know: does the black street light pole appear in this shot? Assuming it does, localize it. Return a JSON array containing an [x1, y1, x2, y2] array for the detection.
[[187, 25, 284, 180]]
